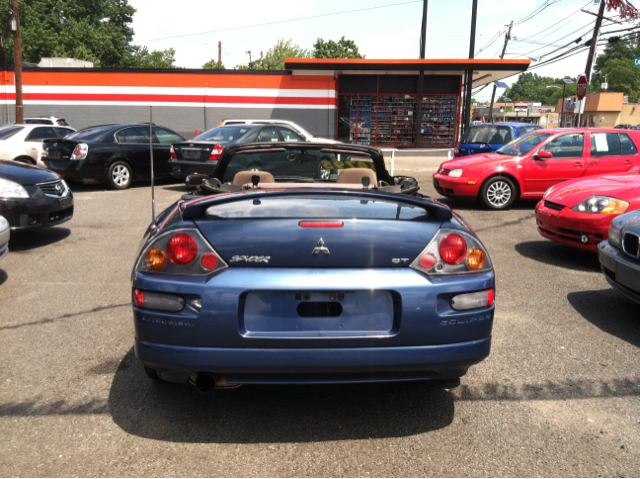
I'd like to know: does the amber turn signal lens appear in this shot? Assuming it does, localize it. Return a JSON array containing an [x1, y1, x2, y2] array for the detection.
[[601, 199, 629, 215], [146, 248, 168, 270], [466, 248, 486, 270]]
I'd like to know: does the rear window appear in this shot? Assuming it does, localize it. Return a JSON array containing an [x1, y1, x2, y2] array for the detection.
[[461, 125, 514, 145], [195, 126, 253, 142], [0, 126, 23, 140], [206, 196, 427, 220], [67, 126, 115, 141]]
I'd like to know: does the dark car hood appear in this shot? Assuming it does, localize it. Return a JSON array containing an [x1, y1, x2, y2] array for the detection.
[[0, 160, 60, 185]]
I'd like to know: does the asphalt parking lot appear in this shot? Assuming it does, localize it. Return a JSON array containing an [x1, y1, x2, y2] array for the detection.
[[1, 157, 639, 477]]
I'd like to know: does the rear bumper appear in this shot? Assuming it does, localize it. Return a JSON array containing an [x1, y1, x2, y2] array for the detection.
[[535, 201, 611, 252], [433, 174, 479, 199], [42, 159, 105, 182], [136, 337, 492, 384], [598, 241, 640, 304], [170, 160, 217, 178], [0, 193, 74, 230]]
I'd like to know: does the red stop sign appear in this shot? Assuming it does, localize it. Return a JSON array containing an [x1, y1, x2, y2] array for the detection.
[[576, 74, 588, 101]]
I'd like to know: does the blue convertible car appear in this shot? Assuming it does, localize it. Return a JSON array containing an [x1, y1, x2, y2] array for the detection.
[[132, 143, 495, 391]]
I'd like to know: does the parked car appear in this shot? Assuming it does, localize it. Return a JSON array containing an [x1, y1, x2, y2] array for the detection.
[[19, 117, 71, 126], [0, 160, 73, 230], [535, 171, 640, 251], [171, 124, 335, 178], [41, 123, 185, 189], [599, 209, 640, 304], [614, 124, 634, 129], [0, 215, 8, 259], [219, 119, 335, 143], [454, 122, 542, 157], [434, 128, 640, 209], [0, 124, 75, 165], [132, 142, 495, 390]]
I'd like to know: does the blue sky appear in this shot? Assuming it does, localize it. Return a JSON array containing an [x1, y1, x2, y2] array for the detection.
[[128, 0, 631, 100]]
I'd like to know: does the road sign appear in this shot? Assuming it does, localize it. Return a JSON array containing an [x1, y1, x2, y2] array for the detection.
[[576, 74, 588, 101], [635, 57, 640, 67]]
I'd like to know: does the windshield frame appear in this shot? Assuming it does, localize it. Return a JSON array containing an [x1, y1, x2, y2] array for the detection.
[[495, 132, 553, 157]]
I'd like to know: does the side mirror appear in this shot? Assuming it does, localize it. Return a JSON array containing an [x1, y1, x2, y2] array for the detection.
[[534, 150, 553, 160], [185, 173, 209, 187]]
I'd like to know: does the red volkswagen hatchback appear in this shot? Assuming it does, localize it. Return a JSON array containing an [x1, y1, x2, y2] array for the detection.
[[433, 128, 640, 209], [535, 170, 640, 252]]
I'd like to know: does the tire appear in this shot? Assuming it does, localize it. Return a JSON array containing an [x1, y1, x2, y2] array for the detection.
[[107, 161, 132, 189], [317, 156, 334, 180], [14, 156, 36, 165], [144, 365, 160, 381], [479, 176, 517, 210]]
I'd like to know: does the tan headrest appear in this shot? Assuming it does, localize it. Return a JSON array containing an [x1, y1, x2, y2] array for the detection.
[[232, 171, 275, 186], [335, 168, 378, 185]]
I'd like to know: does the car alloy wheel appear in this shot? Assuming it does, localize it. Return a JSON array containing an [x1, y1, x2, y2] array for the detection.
[[112, 165, 130, 186], [486, 181, 512, 207]]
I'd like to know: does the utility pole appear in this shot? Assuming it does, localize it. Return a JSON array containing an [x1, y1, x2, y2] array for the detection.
[[463, 0, 479, 135], [488, 21, 513, 124], [416, 0, 428, 147], [218, 41, 221, 69], [10, 0, 23, 123], [246, 50, 252, 69], [585, 0, 605, 82]]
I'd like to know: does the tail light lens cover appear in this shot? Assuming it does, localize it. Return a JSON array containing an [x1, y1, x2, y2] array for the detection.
[[135, 228, 227, 276], [133, 289, 185, 312], [450, 289, 494, 311], [209, 145, 223, 161], [70, 143, 88, 160], [170, 144, 177, 159], [410, 228, 493, 275]]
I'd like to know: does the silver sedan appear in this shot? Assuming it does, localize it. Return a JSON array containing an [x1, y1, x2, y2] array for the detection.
[[0, 215, 8, 260]]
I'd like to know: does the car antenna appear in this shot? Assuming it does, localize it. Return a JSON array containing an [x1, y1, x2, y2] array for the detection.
[[149, 106, 155, 221]]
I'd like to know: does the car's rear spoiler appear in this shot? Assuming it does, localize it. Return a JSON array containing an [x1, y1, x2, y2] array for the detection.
[[181, 188, 453, 221]]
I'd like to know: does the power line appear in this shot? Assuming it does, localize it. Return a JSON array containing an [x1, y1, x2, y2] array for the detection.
[[133, 0, 422, 44], [513, 1, 592, 43]]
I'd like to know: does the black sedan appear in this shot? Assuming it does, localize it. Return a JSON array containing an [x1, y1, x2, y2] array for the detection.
[[599, 209, 640, 304], [0, 160, 73, 230], [170, 124, 312, 178], [41, 123, 185, 189]]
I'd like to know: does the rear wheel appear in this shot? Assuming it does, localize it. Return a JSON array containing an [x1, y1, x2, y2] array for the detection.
[[14, 156, 36, 165], [107, 161, 132, 189], [479, 176, 517, 210]]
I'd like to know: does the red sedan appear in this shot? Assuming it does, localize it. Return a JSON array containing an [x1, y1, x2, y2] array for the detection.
[[535, 170, 640, 252], [433, 128, 640, 209]]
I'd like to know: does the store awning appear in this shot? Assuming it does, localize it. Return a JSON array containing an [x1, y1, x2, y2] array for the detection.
[[285, 58, 531, 87]]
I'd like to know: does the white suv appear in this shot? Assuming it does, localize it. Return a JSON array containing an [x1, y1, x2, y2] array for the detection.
[[18, 117, 71, 127], [218, 119, 337, 144]]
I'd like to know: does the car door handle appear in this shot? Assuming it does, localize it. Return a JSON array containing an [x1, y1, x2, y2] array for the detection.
[[573, 162, 584, 167]]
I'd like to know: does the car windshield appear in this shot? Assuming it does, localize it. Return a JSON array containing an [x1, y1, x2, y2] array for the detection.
[[194, 126, 254, 142], [461, 125, 514, 145], [67, 126, 116, 141], [0, 126, 23, 140], [221, 148, 377, 184], [495, 132, 553, 156]]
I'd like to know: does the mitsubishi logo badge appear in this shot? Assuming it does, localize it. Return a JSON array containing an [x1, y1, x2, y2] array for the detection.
[[312, 238, 330, 255]]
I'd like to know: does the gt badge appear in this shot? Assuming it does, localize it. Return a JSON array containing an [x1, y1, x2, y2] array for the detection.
[[312, 238, 330, 255]]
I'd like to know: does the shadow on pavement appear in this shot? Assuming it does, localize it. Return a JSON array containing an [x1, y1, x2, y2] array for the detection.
[[8, 227, 71, 252], [107, 349, 455, 443], [515, 240, 600, 272], [435, 197, 539, 212], [0, 268, 7, 286], [69, 177, 180, 193], [162, 184, 191, 193], [568, 289, 640, 348]]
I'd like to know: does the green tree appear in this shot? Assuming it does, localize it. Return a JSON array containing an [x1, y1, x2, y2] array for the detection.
[[312, 36, 364, 59], [602, 58, 640, 102], [250, 38, 310, 70], [202, 59, 225, 69], [131, 47, 177, 69], [0, 0, 138, 68], [591, 37, 640, 90], [497, 72, 595, 105]]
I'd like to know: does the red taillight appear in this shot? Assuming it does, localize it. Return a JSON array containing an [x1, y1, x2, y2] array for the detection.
[[133, 289, 144, 307], [170, 145, 177, 159], [487, 288, 495, 306], [298, 221, 344, 228], [209, 145, 223, 161], [201, 253, 218, 270], [439, 233, 467, 265], [454, 147, 460, 157], [167, 233, 198, 264]]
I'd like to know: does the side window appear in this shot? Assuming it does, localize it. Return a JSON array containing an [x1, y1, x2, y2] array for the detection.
[[256, 126, 280, 142], [116, 127, 152, 144], [619, 133, 638, 155], [153, 127, 184, 144], [526, 126, 540, 133], [26, 127, 57, 141], [590, 133, 622, 157], [517, 127, 527, 136], [541, 133, 585, 158], [54, 128, 74, 138], [279, 127, 305, 142]]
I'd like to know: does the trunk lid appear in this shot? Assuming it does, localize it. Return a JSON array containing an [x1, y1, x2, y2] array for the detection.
[[191, 192, 445, 268], [41, 138, 80, 162]]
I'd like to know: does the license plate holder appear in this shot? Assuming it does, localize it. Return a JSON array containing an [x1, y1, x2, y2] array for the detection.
[[183, 149, 201, 160], [616, 262, 640, 292], [59, 197, 73, 209], [48, 150, 61, 160]]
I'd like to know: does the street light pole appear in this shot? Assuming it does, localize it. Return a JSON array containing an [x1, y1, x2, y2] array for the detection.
[[10, 0, 23, 123]]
